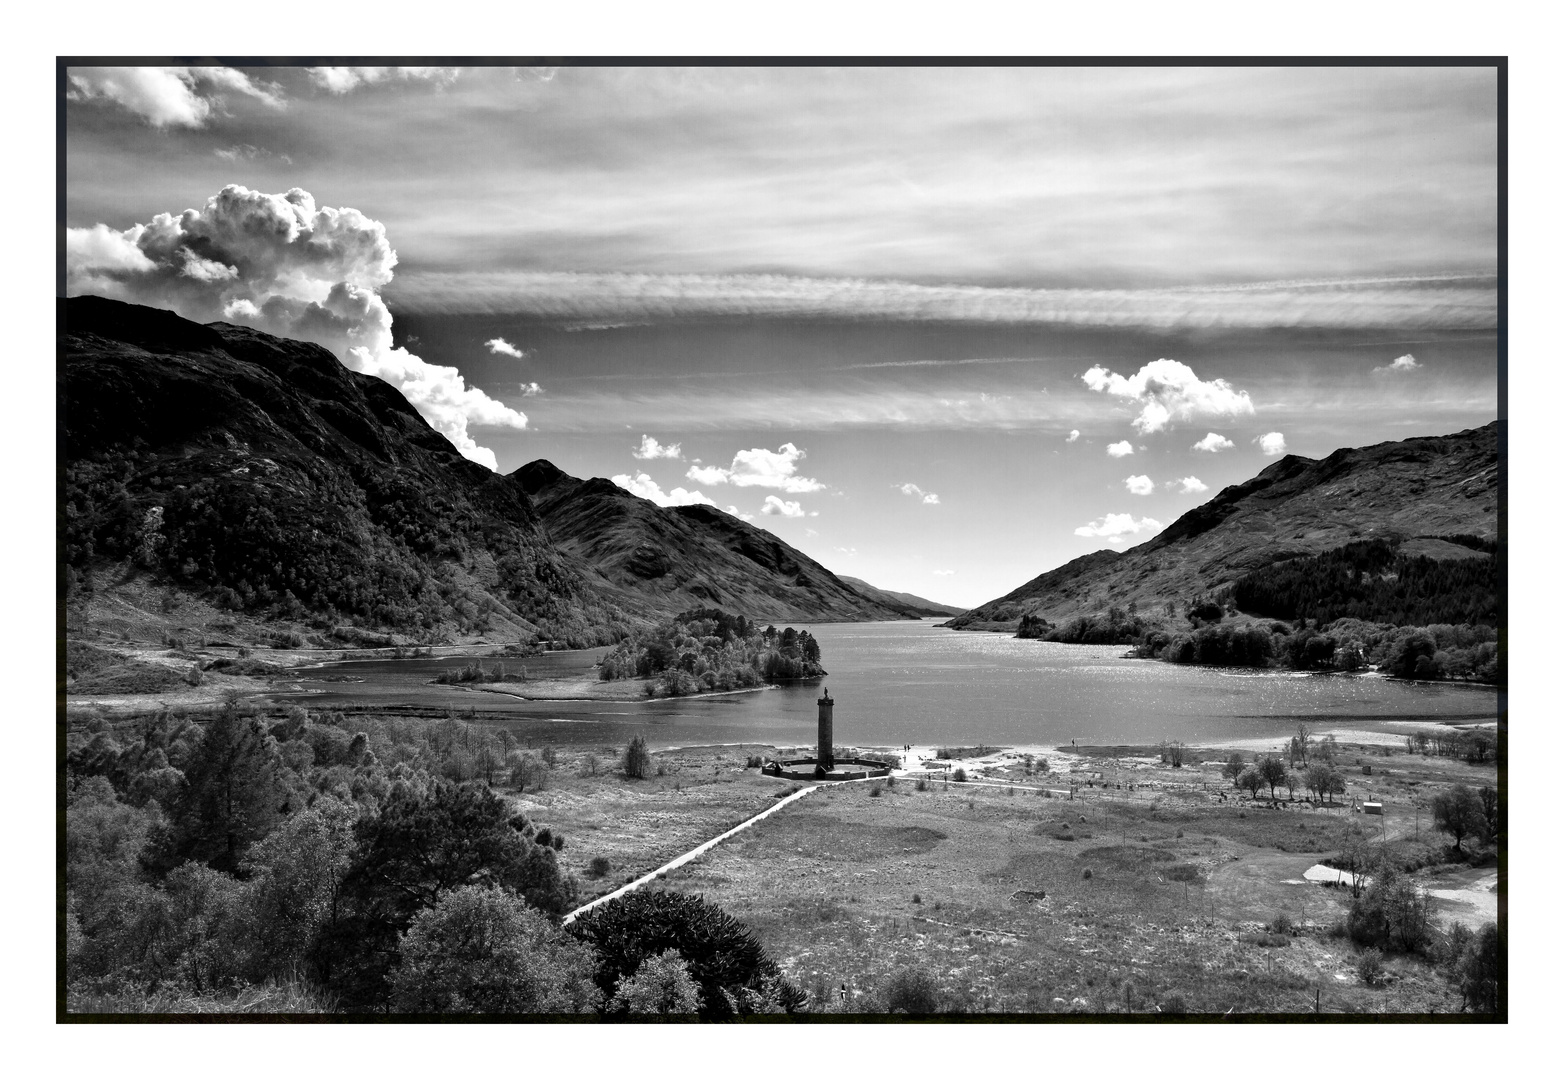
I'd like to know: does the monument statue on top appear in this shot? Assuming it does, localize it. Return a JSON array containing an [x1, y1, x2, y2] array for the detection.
[[817, 687, 834, 770]]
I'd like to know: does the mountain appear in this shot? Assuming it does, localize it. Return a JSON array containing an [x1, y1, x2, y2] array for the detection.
[[946, 422, 1501, 631], [61, 296, 626, 645], [512, 460, 916, 623], [61, 296, 903, 646], [837, 577, 966, 617]]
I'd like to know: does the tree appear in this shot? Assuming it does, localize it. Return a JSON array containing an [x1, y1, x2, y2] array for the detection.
[[1477, 785, 1500, 844], [568, 890, 804, 1019], [1257, 754, 1288, 800], [1457, 922, 1502, 1014], [315, 779, 575, 1011], [178, 705, 289, 871], [388, 885, 600, 1014], [623, 735, 651, 780], [1284, 770, 1300, 801], [1305, 762, 1338, 803], [241, 798, 357, 982], [1289, 723, 1311, 767], [1237, 765, 1264, 800], [1222, 753, 1246, 787], [1432, 784, 1483, 854], [608, 949, 702, 1015]]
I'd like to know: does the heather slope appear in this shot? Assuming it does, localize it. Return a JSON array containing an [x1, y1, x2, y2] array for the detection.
[[947, 422, 1500, 630]]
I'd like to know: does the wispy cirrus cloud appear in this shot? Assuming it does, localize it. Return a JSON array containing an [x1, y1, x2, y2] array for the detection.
[[385, 271, 1497, 331], [307, 67, 461, 95], [67, 66, 284, 128]]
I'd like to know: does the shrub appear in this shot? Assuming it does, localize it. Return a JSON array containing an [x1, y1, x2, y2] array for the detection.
[[869, 784, 883, 797], [1457, 922, 1502, 1014], [915, 779, 928, 792], [1356, 947, 1385, 986], [1269, 912, 1294, 936], [879, 968, 942, 1014], [623, 736, 651, 780], [567, 890, 804, 1019], [952, 768, 968, 783], [388, 885, 600, 1014], [1159, 992, 1188, 1015], [608, 949, 702, 1015], [1082, 868, 1093, 880], [588, 856, 612, 879], [744, 755, 764, 768]]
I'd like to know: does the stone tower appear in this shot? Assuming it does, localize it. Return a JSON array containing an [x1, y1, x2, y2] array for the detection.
[[817, 688, 834, 769]]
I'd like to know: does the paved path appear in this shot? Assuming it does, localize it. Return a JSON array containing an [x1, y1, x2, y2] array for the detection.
[[563, 781, 822, 924]]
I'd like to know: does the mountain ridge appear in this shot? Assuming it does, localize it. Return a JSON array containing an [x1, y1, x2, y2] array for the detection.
[[946, 422, 1501, 631]]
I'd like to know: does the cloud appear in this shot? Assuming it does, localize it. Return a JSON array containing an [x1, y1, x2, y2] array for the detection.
[[387, 271, 1499, 332], [1106, 441, 1134, 458], [486, 337, 525, 358], [214, 144, 291, 165], [727, 505, 756, 522], [760, 495, 806, 517], [610, 472, 715, 508], [685, 443, 824, 492], [1374, 353, 1422, 374], [633, 435, 683, 460], [1191, 432, 1235, 452], [307, 67, 461, 95], [64, 185, 525, 469], [896, 482, 940, 504], [805, 528, 819, 537], [1066, 429, 1080, 443], [1173, 476, 1209, 494], [519, 382, 543, 397], [1124, 475, 1154, 496], [933, 570, 957, 576], [1256, 432, 1288, 456], [834, 546, 857, 556], [1074, 513, 1165, 540], [67, 66, 284, 128], [1082, 359, 1255, 434]]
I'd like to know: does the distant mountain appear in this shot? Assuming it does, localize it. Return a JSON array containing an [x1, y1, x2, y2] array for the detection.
[[61, 296, 625, 645], [513, 461, 916, 623], [947, 422, 1501, 631], [837, 577, 966, 617]]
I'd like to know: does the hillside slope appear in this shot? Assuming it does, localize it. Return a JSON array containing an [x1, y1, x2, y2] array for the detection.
[[837, 577, 966, 617], [947, 422, 1500, 630], [513, 461, 918, 623], [61, 296, 623, 645]]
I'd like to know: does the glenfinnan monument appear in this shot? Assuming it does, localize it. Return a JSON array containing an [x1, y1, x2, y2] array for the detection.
[[817, 687, 834, 769]]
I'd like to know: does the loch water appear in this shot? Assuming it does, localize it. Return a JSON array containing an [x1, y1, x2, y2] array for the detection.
[[288, 619, 1498, 752]]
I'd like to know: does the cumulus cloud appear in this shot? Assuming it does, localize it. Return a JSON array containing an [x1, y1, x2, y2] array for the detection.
[[486, 337, 525, 358], [1191, 432, 1235, 452], [519, 382, 543, 397], [728, 505, 756, 522], [896, 482, 940, 504], [1106, 441, 1134, 458], [64, 185, 524, 470], [1082, 359, 1255, 434], [633, 435, 683, 460], [1173, 476, 1209, 494], [307, 67, 461, 94], [1374, 353, 1422, 374], [760, 495, 806, 517], [1124, 475, 1154, 496], [685, 443, 824, 492], [1074, 513, 1164, 540], [1256, 432, 1288, 456], [611, 472, 715, 508], [67, 66, 284, 128], [1066, 429, 1080, 443]]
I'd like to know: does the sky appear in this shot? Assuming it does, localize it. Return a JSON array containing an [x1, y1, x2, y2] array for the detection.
[[63, 63, 1500, 608]]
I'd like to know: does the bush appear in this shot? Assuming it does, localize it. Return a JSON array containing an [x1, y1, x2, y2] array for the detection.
[[1269, 912, 1294, 936], [915, 779, 928, 792], [1159, 992, 1188, 1015], [588, 856, 612, 879], [879, 968, 942, 1014], [608, 948, 702, 1015], [1457, 922, 1502, 1014], [1356, 947, 1385, 986], [567, 890, 804, 1019], [623, 736, 651, 780], [952, 768, 968, 783]]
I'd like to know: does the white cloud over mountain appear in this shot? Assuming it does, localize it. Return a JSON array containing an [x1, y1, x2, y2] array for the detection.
[[610, 472, 715, 507], [1256, 432, 1288, 456], [1191, 432, 1235, 452], [1124, 475, 1154, 495], [63, 185, 525, 469], [1074, 513, 1164, 540], [760, 496, 807, 517], [897, 482, 940, 504], [686, 443, 824, 492], [1082, 359, 1254, 434], [633, 435, 683, 460], [1174, 476, 1209, 494]]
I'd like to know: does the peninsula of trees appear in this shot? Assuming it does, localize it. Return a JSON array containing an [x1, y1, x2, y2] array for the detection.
[[597, 608, 824, 696]]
